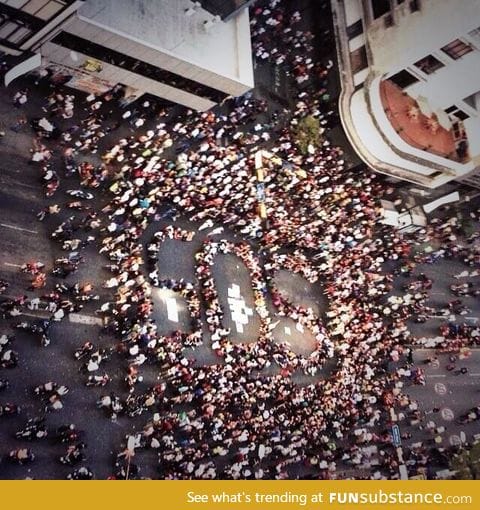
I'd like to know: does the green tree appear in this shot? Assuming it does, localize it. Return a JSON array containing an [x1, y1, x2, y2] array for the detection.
[[293, 115, 322, 155], [451, 440, 480, 479], [461, 218, 476, 238]]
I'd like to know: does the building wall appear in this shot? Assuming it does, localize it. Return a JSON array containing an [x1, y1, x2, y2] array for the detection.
[[367, 0, 480, 74], [76, 0, 254, 95], [332, 0, 480, 187], [2, 0, 253, 111], [63, 16, 250, 98], [402, 52, 480, 111], [344, 0, 362, 26], [41, 41, 216, 110]]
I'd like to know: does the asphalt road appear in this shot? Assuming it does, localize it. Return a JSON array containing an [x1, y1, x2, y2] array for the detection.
[[0, 80, 334, 478]]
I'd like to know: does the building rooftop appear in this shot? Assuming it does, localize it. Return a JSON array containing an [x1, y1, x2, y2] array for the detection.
[[197, 0, 252, 20], [79, 0, 253, 86]]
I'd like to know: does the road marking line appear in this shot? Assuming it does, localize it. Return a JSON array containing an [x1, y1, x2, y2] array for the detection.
[[428, 374, 446, 378], [469, 373, 480, 376], [449, 435, 462, 446], [13, 181, 37, 190], [164, 296, 179, 323], [18, 310, 50, 319], [69, 313, 102, 325], [441, 408, 455, 421], [434, 382, 447, 395], [0, 223, 38, 234], [227, 283, 253, 334], [0, 178, 38, 191], [4, 262, 22, 268]]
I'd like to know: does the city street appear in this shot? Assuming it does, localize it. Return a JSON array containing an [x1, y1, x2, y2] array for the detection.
[[0, 0, 479, 481], [0, 76, 333, 478]]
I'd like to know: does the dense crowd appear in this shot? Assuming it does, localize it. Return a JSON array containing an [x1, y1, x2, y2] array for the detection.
[[1, 0, 480, 480]]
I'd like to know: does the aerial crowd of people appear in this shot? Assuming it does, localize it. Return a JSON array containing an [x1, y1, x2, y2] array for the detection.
[[0, 0, 479, 479]]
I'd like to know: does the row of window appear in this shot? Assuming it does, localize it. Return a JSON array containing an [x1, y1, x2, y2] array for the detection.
[[0, 16, 32, 45], [0, 0, 73, 48], [348, 34, 477, 100], [372, 0, 420, 19], [0, 0, 71, 22], [346, 0, 421, 40], [413, 38, 474, 75], [52, 31, 229, 103], [388, 34, 476, 89], [444, 105, 470, 121]]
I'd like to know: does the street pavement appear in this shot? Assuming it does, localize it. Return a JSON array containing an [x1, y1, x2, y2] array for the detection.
[[383, 241, 480, 459], [0, 87, 333, 477], [401, 349, 480, 449]]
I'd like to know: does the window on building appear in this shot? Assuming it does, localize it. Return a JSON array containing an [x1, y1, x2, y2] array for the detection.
[[4, 1, 30, 7], [350, 45, 368, 74], [371, 0, 391, 19], [7, 24, 29, 42], [453, 110, 470, 121], [445, 105, 470, 120], [19, 0, 48, 14], [384, 13, 394, 27], [441, 39, 473, 59], [409, 0, 420, 12], [413, 54, 445, 74], [0, 19, 19, 38], [34, 1, 66, 20], [0, 1, 67, 47], [4, 0, 68, 21], [346, 19, 363, 39], [389, 69, 420, 89], [0, 15, 32, 45]]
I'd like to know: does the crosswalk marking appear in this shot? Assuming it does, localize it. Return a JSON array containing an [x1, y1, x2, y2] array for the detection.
[[4, 262, 22, 268], [0, 223, 38, 234], [434, 382, 447, 395], [227, 283, 253, 334], [441, 408, 454, 421], [164, 296, 179, 323], [69, 313, 103, 325]]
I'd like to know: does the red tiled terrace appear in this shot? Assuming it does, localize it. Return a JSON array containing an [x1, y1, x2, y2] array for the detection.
[[379, 79, 469, 163]]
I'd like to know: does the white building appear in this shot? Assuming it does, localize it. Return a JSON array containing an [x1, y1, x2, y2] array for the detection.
[[1, 0, 254, 110], [0, 1, 82, 55], [331, 0, 480, 188]]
